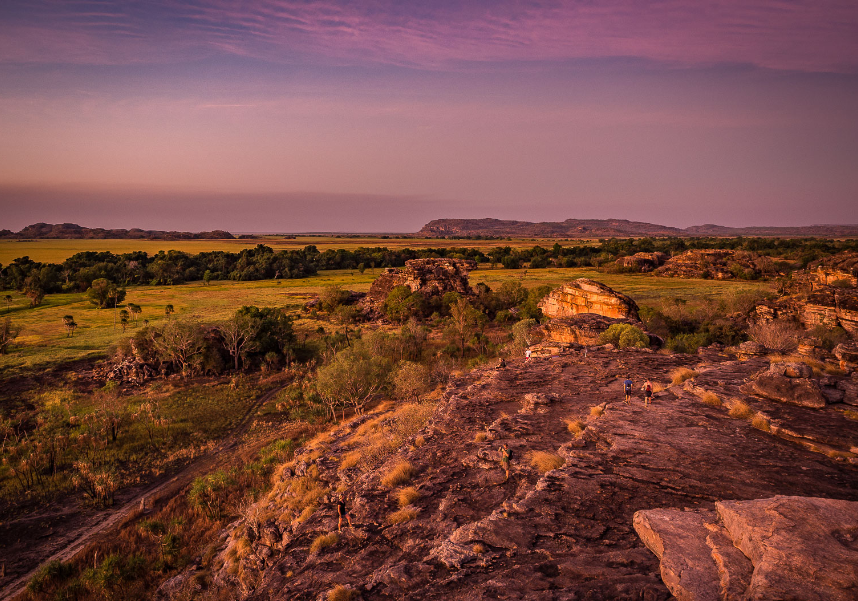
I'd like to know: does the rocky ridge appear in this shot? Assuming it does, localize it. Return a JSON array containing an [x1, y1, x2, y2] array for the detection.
[[360, 258, 476, 316], [173, 345, 858, 601]]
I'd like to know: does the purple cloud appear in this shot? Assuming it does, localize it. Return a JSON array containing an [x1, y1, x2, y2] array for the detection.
[[1, 1, 857, 72]]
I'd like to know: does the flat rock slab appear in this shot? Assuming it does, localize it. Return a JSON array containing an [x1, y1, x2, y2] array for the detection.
[[636, 496, 858, 601], [717, 496, 858, 601], [748, 373, 827, 408]]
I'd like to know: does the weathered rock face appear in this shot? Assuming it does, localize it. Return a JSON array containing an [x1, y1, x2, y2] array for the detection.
[[801, 286, 858, 336], [362, 258, 476, 307], [655, 249, 773, 280], [615, 252, 668, 272], [835, 342, 858, 369], [191, 346, 858, 601], [635, 496, 858, 601], [811, 251, 858, 288], [746, 365, 828, 408], [538, 278, 640, 321], [541, 314, 640, 345]]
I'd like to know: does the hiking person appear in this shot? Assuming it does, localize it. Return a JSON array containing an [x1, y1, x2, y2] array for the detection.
[[498, 357, 506, 369], [525, 348, 532, 362], [642, 380, 654, 407], [500, 444, 513, 483], [623, 377, 633, 404], [337, 497, 353, 531]]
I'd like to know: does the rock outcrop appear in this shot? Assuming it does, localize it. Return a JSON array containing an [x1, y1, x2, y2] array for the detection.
[[615, 252, 668, 272], [362, 258, 476, 309], [811, 251, 858, 288], [541, 314, 641, 345], [188, 346, 858, 601], [635, 496, 858, 601], [745, 363, 828, 409], [538, 278, 640, 321], [655, 250, 772, 280], [801, 286, 858, 336]]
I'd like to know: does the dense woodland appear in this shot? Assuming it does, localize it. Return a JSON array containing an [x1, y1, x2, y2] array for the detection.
[[3, 237, 857, 302]]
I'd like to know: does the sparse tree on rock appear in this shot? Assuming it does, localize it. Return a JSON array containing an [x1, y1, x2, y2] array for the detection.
[[0, 317, 19, 354], [63, 315, 78, 337]]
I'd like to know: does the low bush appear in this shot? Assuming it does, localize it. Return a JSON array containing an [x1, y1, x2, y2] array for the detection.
[[670, 367, 698, 385], [729, 400, 754, 419], [310, 532, 339, 554], [599, 324, 649, 349], [529, 451, 565, 473], [381, 461, 415, 488], [397, 486, 420, 507], [387, 507, 419, 524]]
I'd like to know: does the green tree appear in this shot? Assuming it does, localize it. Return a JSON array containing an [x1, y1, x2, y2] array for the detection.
[[203, 270, 213, 286], [87, 278, 126, 309], [383, 286, 425, 323], [164, 304, 174, 317], [393, 361, 431, 402], [119, 309, 130, 332], [217, 311, 260, 371], [599, 323, 649, 348], [316, 342, 390, 418], [62, 314, 78, 337], [4, 294, 13, 311], [153, 319, 205, 376], [446, 297, 484, 358], [127, 303, 142, 324], [23, 274, 45, 307]]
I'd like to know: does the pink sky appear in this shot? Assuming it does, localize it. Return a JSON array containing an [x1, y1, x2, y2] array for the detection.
[[1, 1, 857, 231]]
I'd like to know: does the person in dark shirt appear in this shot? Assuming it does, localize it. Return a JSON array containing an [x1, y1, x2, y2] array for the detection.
[[623, 377, 633, 404], [337, 497, 353, 532]]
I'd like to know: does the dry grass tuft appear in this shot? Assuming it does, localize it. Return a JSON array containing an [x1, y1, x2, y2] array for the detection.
[[397, 486, 420, 507], [381, 461, 415, 488], [751, 414, 771, 432], [473, 543, 487, 554], [328, 585, 356, 601], [310, 532, 339, 554], [474, 432, 487, 442], [670, 367, 698, 385], [339, 452, 361, 470], [844, 408, 858, 421], [729, 400, 755, 419], [414, 435, 426, 447], [387, 507, 419, 524], [589, 406, 604, 417], [824, 365, 847, 376], [565, 419, 585, 436], [530, 451, 565, 474], [700, 391, 722, 407]]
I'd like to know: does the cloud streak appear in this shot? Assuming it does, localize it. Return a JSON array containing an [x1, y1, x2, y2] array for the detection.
[[1, 0, 857, 72]]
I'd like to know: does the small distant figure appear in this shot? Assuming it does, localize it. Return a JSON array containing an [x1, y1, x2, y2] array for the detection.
[[337, 497, 353, 532], [498, 358, 506, 369], [499, 444, 513, 483], [623, 377, 633, 404], [525, 348, 532, 362], [583, 348, 588, 359], [642, 380, 653, 407]]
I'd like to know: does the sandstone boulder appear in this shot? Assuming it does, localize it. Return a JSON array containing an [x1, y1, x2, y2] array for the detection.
[[538, 278, 639, 321], [734, 341, 767, 360], [636, 496, 858, 601], [810, 251, 858, 288], [361, 258, 476, 314], [615, 252, 668, 272], [541, 314, 640, 346], [655, 249, 770, 280], [801, 286, 858, 336], [834, 342, 858, 369], [717, 496, 858, 601], [768, 361, 813, 379], [747, 373, 827, 408]]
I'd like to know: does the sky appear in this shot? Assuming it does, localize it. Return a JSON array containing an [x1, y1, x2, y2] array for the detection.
[[1, 1, 857, 233]]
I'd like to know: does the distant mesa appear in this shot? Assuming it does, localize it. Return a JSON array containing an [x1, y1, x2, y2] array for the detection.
[[417, 218, 858, 238], [0, 223, 234, 240]]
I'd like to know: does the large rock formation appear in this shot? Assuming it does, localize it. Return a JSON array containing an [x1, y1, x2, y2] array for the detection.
[[655, 249, 772, 280], [538, 278, 640, 321], [541, 314, 643, 345], [615, 252, 668, 272], [361, 258, 476, 313], [184, 347, 858, 601], [801, 286, 858, 336], [745, 363, 828, 409], [635, 496, 858, 601], [811, 251, 858, 287]]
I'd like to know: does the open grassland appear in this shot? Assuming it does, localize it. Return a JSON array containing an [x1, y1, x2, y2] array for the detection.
[[0, 236, 597, 265], [1, 266, 770, 375]]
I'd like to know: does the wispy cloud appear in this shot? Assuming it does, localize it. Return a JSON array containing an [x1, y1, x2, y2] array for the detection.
[[1, 1, 856, 72]]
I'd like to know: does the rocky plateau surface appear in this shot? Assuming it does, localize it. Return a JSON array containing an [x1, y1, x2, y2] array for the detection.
[[166, 345, 858, 601]]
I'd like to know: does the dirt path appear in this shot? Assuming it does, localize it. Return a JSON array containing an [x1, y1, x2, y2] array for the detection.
[[0, 383, 285, 601]]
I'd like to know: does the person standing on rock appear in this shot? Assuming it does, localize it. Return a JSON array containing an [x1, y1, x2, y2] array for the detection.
[[500, 444, 513, 483], [337, 497, 353, 532], [641, 379, 653, 407], [623, 377, 634, 404], [525, 348, 532, 362]]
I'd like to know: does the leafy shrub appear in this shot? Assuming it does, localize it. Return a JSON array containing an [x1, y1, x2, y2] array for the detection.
[[599, 324, 648, 348], [666, 332, 707, 354]]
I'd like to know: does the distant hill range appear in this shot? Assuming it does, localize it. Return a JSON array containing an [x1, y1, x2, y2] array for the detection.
[[0, 223, 234, 240], [417, 218, 858, 238]]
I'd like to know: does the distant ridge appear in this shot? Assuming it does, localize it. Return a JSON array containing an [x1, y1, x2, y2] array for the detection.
[[0, 223, 234, 240], [417, 218, 858, 238]]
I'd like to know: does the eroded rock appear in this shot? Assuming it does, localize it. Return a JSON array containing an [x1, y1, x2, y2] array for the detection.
[[538, 278, 639, 321], [747, 373, 827, 408]]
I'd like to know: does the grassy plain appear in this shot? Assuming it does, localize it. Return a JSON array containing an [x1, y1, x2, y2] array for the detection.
[[1, 266, 772, 375], [0, 236, 595, 265]]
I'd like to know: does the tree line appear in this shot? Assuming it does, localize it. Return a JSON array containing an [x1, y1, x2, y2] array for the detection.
[[3, 238, 856, 304]]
